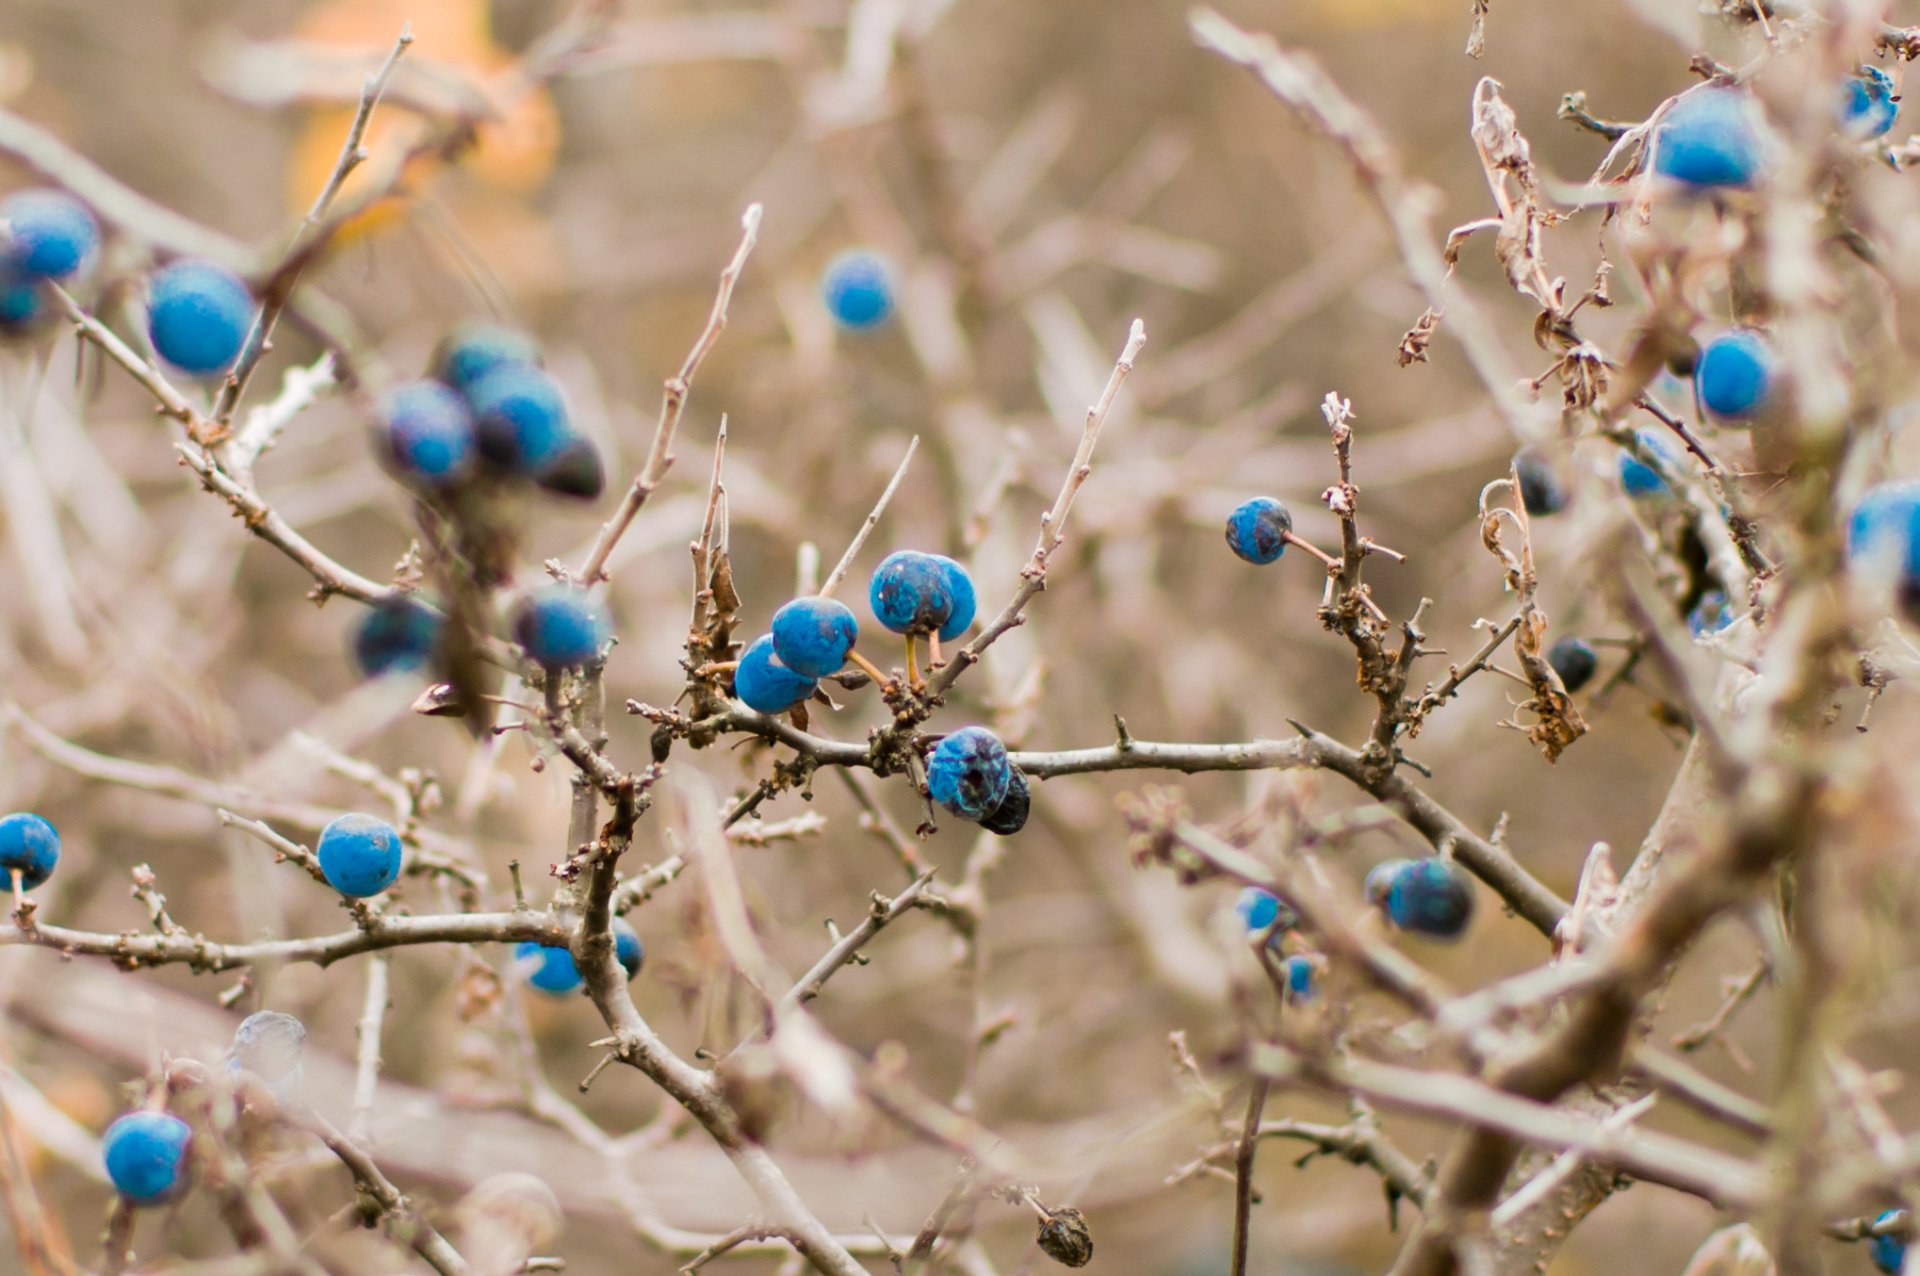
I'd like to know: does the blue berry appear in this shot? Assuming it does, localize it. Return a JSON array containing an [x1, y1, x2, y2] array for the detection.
[[1514, 451, 1565, 516], [870, 550, 961, 636], [1688, 590, 1734, 637], [1871, 1210, 1907, 1275], [771, 596, 859, 678], [1620, 430, 1678, 498], [1384, 859, 1475, 940], [147, 260, 252, 376], [1548, 636, 1598, 693], [1235, 886, 1297, 935], [1363, 859, 1410, 909], [534, 433, 605, 501], [470, 366, 572, 476], [1841, 66, 1899, 141], [1695, 331, 1775, 423], [381, 380, 476, 486], [431, 322, 541, 395], [0, 188, 99, 282], [734, 633, 818, 713], [927, 726, 1012, 822], [316, 812, 403, 898], [1849, 481, 1920, 586], [0, 268, 45, 335], [821, 249, 895, 330], [1653, 88, 1764, 189], [513, 587, 607, 669], [0, 813, 59, 890], [1225, 497, 1293, 565], [978, 767, 1030, 836], [1282, 954, 1317, 1000], [931, 555, 977, 642], [353, 595, 441, 677], [102, 1111, 192, 1205], [227, 1011, 307, 1094], [516, 918, 642, 997]]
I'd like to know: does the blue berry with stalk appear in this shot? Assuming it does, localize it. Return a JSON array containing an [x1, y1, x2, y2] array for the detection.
[[869, 550, 979, 687], [927, 726, 1012, 822], [103, 1111, 193, 1205], [513, 587, 608, 670], [1652, 87, 1765, 189], [147, 259, 252, 377], [0, 812, 58, 910], [1225, 497, 1339, 570], [316, 813, 403, 899]]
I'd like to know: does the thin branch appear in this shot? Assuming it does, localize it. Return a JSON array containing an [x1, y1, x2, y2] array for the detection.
[[820, 435, 919, 600], [348, 955, 391, 1145]]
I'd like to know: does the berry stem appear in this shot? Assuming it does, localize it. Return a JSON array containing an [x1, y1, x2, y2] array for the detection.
[[904, 635, 923, 691], [846, 649, 893, 689], [1281, 531, 1341, 570]]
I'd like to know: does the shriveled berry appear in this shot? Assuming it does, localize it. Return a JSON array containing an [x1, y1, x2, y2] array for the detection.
[[1653, 88, 1764, 189], [1695, 331, 1775, 423], [1514, 451, 1565, 516], [381, 380, 476, 486], [513, 587, 608, 669], [430, 322, 541, 395], [927, 726, 1011, 822], [147, 260, 252, 376], [103, 1111, 192, 1205], [821, 249, 895, 330], [1548, 636, 1598, 693], [316, 813, 403, 898], [734, 634, 818, 713], [1, 188, 99, 281], [0, 812, 59, 890], [770, 596, 859, 678], [1385, 858, 1475, 940], [870, 550, 959, 636], [470, 365, 572, 476], [979, 766, 1030, 836], [353, 595, 441, 676], [1225, 496, 1293, 565]]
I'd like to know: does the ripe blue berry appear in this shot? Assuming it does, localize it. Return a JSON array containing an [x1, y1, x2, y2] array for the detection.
[[927, 726, 1012, 822], [1841, 66, 1899, 141], [1225, 497, 1293, 565], [0, 188, 99, 281], [513, 587, 608, 669], [1385, 858, 1475, 940], [516, 918, 642, 997], [1282, 954, 1317, 1000], [1364, 859, 1410, 909], [102, 1111, 192, 1205], [470, 365, 572, 476], [0, 269, 46, 335], [1548, 636, 1598, 693], [1688, 590, 1734, 637], [353, 595, 441, 676], [381, 380, 476, 486], [931, 555, 977, 642], [1695, 331, 1775, 423], [734, 633, 818, 713], [534, 433, 605, 501], [431, 322, 541, 396], [870, 550, 962, 636], [0, 812, 59, 890], [770, 596, 859, 678], [1235, 886, 1298, 935], [1871, 1210, 1907, 1275], [316, 812, 403, 898], [1652, 88, 1764, 189], [147, 260, 252, 376], [1849, 481, 1920, 588], [979, 767, 1030, 836], [1619, 430, 1678, 498], [820, 249, 895, 330], [1514, 451, 1565, 516]]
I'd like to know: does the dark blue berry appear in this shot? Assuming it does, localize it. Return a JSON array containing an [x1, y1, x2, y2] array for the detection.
[[1620, 431, 1677, 498], [1695, 331, 1775, 422], [821, 250, 895, 329], [1385, 859, 1475, 940], [1225, 497, 1292, 565], [103, 1111, 192, 1205], [870, 550, 960, 636], [316, 813, 403, 898], [927, 726, 1012, 822], [1871, 1210, 1907, 1275], [1514, 451, 1566, 516], [353, 595, 441, 676], [1653, 88, 1764, 189], [1235, 886, 1297, 935], [534, 433, 605, 500], [770, 596, 859, 678], [1548, 636, 1598, 693], [1, 189, 99, 281], [978, 766, 1030, 836], [147, 260, 252, 376], [1841, 67, 1899, 141], [1282, 954, 1317, 1000], [470, 366, 572, 476], [516, 918, 642, 997], [382, 380, 476, 486], [513, 587, 607, 669], [0, 812, 58, 890], [733, 633, 817, 713], [1363, 859, 1410, 909], [931, 555, 977, 642], [431, 322, 541, 395]]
